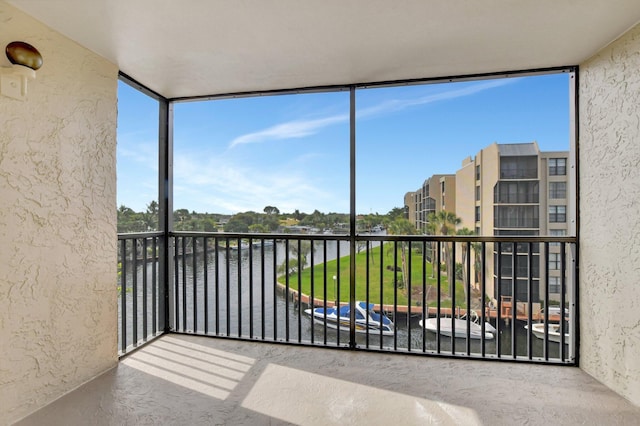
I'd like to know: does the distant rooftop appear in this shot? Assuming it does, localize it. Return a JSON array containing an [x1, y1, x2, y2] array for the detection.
[[498, 142, 539, 157]]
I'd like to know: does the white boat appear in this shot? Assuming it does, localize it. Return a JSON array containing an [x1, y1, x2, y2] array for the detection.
[[251, 240, 274, 248], [525, 323, 569, 343], [305, 301, 394, 336], [420, 314, 496, 340], [548, 306, 569, 316], [219, 241, 250, 251]]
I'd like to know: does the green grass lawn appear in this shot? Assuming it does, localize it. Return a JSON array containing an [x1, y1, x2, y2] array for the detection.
[[280, 244, 467, 307]]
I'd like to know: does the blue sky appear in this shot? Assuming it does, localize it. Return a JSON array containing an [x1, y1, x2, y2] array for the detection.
[[117, 72, 570, 215]]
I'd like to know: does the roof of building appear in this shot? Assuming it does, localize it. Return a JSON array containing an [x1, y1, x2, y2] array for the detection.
[[498, 143, 539, 157]]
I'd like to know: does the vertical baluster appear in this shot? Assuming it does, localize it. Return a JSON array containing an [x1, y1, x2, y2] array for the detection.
[[450, 241, 456, 355], [182, 236, 187, 331], [365, 240, 370, 349], [527, 242, 534, 360], [480, 242, 486, 358], [336, 241, 341, 346], [237, 237, 242, 338], [310, 239, 315, 344], [193, 237, 198, 333], [511, 242, 518, 359], [543, 241, 549, 361], [297, 239, 302, 344], [393, 240, 398, 351], [215, 237, 220, 336], [407, 240, 412, 352], [379, 240, 384, 349], [422, 240, 427, 353], [174, 236, 180, 332], [204, 236, 209, 335], [132, 238, 138, 346], [249, 237, 254, 339], [496, 241, 502, 358], [120, 239, 127, 353], [285, 239, 290, 342], [466, 240, 471, 356], [152, 236, 157, 335], [273, 238, 278, 341], [143, 237, 148, 341], [323, 240, 328, 346], [225, 239, 230, 337], [260, 239, 266, 340], [560, 242, 567, 361], [436, 241, 441, 354]]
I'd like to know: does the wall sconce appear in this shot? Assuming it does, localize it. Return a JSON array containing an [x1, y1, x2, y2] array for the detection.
[[1, 41, 43, 101]]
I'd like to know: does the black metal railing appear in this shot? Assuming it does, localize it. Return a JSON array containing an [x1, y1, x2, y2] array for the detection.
[[117, 232, 164, 355], [118, 232, 577, 364]]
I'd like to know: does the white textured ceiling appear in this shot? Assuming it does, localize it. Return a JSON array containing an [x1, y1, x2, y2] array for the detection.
[[8, 0, 640, 99]]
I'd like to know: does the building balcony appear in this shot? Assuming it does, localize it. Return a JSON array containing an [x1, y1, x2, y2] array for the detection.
[[4, 1, 640, 423]]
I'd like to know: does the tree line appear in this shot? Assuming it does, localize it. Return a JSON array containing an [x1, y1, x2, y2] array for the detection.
[[118, 202, 480, 302], [117, 202, 410, 234]]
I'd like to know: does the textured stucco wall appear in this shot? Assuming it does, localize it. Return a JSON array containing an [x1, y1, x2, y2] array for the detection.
[[0, 2, 119, 423], [579, 22, 640, 407]]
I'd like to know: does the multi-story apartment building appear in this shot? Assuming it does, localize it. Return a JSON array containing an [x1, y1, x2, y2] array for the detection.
[[456, 142, 570, 304], [403, 191, 417, 224], [404, 174, 456, 232]]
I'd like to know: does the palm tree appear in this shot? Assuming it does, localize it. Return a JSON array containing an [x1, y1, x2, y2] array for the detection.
[[456, 227, 475, 300], [424, 220, 437, 278], [387, 218, 417, 294], [427, 210, 462, 297]]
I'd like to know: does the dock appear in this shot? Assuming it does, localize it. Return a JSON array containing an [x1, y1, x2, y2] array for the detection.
[[286, 287, 565, 323]]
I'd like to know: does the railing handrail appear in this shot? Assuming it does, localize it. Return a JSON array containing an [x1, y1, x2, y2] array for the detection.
[[118, 231, 164, 240], [118, 230, 577, 245], [161, 231, 576, 244]]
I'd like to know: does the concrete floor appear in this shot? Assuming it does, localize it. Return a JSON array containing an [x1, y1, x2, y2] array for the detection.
[[16, 334, 640, 425]]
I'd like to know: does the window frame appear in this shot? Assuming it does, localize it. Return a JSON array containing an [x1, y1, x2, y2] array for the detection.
[[549, 158, 567, 176], [549, 205, 567, 223], [549, 181, 567, 199]]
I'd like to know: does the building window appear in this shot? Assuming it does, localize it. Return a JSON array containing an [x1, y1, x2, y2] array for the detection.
[[549, 205, 566, 223], [475, 206, 480, 222], [549, 253, 561, 270], [500, 156, 537, 179], [494, 181, 539, 203], [548, 276, 561, 293], [549, 229, 566, 247], [476, 165, 480, 180], [476, 185, 480, 201], [549, 182, 566, 199], [494, 205, 539, 228], [549, 158, 567, 176]]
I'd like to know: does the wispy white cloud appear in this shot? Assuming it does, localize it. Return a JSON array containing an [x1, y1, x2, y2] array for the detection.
[[358, 78, 517, 118], [229, 114, 348, 148], [227, 78, 517, 149], [117, 134, 159, 172], [173, 153, 345, 214]]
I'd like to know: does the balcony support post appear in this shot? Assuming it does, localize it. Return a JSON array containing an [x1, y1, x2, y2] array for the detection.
[[158, 96, 174, 333], [349, 86, 357, 348]]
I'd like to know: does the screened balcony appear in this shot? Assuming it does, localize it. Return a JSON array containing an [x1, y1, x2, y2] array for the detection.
[[4, 1, 640, 424]]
